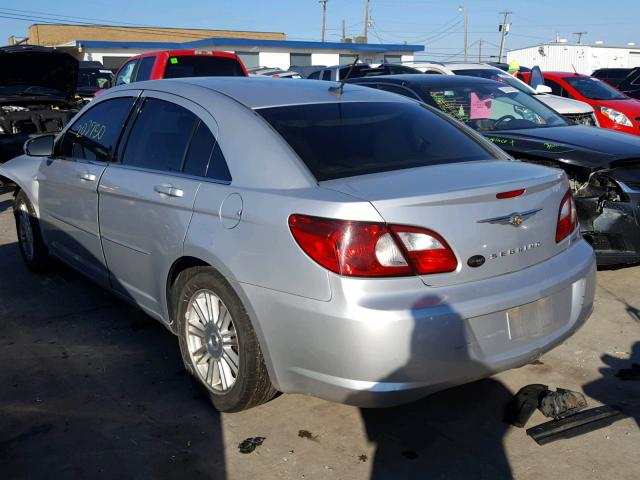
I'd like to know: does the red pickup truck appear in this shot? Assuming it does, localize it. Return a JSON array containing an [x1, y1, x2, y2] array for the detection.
[[113, 49, 248, 86]]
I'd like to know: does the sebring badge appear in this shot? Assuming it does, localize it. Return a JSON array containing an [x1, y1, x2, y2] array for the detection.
[[477, 208, 542, 227]]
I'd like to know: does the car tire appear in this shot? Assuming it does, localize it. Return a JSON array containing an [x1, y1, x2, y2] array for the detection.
[[13, 190, 51, 272], [174, 267, 277, 412]]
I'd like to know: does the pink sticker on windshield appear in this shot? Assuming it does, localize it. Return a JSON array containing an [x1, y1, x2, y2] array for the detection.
[[470, 92, 492, 119]]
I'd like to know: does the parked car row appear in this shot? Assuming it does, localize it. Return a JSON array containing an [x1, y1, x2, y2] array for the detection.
[[1, 47, 639, 414]]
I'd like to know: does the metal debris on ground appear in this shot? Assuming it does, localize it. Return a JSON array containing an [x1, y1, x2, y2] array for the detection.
[[238, 436, 266, 454], [526, 405, 627, 445], [615, 363, 640, 381]]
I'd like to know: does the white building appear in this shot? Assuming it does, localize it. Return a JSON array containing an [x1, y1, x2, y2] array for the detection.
[[507, 43, 640, 75], [56, 37, 423, 71]]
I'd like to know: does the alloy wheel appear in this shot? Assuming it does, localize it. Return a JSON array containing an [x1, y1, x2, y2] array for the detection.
[[185, 289, 239, 393]]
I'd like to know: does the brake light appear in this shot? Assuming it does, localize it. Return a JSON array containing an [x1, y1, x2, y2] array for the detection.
[[556, 190, 578, 243], [496, 188, 525, 199], [288, 215, 457, 277]]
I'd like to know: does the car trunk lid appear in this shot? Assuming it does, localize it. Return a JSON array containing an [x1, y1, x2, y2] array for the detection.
[[321, 160, 570, 287]]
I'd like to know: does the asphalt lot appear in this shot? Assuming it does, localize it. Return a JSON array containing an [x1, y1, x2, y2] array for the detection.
[[0, 186, 638, 480]]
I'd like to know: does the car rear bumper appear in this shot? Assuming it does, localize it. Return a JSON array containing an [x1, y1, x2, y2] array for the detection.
[[239, 239, 596, 407]]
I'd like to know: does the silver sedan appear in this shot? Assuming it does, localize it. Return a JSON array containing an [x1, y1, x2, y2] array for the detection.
[[0, 78, 596, 412]]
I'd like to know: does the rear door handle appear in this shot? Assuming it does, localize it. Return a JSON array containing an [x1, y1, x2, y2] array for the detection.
[[79, 172, 97, 182], [154, 184, 184, 198]]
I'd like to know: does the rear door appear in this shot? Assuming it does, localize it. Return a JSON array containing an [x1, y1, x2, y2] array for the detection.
[[38, 93, 138, 285], [98, 91, 217, 317]]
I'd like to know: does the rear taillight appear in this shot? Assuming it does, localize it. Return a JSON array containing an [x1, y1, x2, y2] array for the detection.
[[556, 190, 578, 243], [390, 225, 458, 275], [288, 214, 457, 277]]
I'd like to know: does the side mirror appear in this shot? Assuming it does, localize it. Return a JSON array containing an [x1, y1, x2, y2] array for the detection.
[[535, 84, 552, 94], [24, 134, 55, 157]]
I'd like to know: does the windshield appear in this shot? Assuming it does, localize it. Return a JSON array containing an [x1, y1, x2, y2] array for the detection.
[[257, 101, 497, 181], [421, 83, 568, 132], [163, 56, 245, 78], [77, 69, 113, 89], [454, 68, 537, 94], [565, 76, 627, 100]]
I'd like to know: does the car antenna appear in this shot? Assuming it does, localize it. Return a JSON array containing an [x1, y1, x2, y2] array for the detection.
[[329, 55, 360, 96], [571, 64, 578, 75]]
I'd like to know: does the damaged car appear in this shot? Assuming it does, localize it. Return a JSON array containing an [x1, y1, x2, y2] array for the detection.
[[0, 45, 80, 165], [348, 75, 640, 266]]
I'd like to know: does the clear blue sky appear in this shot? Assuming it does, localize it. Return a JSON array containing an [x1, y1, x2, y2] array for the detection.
[[1, 0, 638, 60]]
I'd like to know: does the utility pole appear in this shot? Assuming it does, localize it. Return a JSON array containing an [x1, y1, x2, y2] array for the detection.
[[498, 11, 512, 63], [459, 5, 468, 62], [342, 19, 346, 42], [363, 0, 369, 43], [320, 0, 328, 42], [478, 39, 483, 62], [573, 31, 587, 44]]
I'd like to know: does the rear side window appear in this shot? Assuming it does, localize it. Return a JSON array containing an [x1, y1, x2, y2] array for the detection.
[[308, 71, 321, 80], [123, 98, 198, 172], [257, 102, 496, 181], [183, 122, 214, 177], [163, 56, 245, 78], [322, 70, 332, 81], [135, 56, 155, 81], [59, 97, 135, 162]]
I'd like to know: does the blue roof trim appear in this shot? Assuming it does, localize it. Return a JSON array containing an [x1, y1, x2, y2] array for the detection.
[[76, 37, 424, 53]]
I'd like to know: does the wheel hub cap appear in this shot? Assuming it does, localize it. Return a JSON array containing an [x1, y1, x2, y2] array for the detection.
[[185, 290, 239, 393]]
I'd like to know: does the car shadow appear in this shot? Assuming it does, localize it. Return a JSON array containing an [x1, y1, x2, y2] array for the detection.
[[351, 299, 515, 479], [0, 241, 227, 478], [582, 342, 640, 428]]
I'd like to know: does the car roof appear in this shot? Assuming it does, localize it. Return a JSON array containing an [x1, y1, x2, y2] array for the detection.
[[440, 62, 499, 70], [348, 74, 498, 89], [117, 76, 415, 109], [541, 71, 588, 78]]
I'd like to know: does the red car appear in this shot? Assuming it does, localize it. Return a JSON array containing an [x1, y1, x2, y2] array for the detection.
[[523, 69, 640, 136], [113, 49, 248, 87]]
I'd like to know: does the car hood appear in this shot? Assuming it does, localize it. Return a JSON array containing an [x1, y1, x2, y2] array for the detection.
[[0, 45, 78, 99], [484, 125, 640, 170], [536, 94, 593, 114]]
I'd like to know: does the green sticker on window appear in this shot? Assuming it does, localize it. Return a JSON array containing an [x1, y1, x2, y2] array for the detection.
[[170, 57, 178, 64]]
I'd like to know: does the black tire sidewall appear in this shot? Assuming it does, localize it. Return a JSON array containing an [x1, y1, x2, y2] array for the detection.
[[13, 191, 49, 272], [175, 268, 265, 412]]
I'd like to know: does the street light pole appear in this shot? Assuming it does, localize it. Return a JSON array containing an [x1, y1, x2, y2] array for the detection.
[[320, 0, 328, 42], [498, 11, 512, 63], [459, 5, 468, 62], [364, 0, 369, 43]]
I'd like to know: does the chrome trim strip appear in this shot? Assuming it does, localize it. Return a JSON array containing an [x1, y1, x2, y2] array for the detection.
[[477, 208, 543, 226]]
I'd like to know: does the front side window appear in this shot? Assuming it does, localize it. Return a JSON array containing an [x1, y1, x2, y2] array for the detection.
[[59, 97, 135, 162], [565, 77, 627, 100], [421, 83, 568, 132], [322, 70, 332, 81], [135, 57, 155, 81], [122, 98, 198, 172], [544, 79, 566, 97], [116, 60, 137, 85], [257, 101, 497, 181], [163, 56, 245, 78]]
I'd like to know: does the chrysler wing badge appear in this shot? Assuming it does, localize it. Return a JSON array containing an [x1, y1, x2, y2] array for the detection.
[[477, 208, 542, 227]]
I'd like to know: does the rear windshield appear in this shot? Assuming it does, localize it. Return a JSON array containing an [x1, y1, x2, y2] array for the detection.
[[257, 101, 497, 181], [163, 56, 245, 78]]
